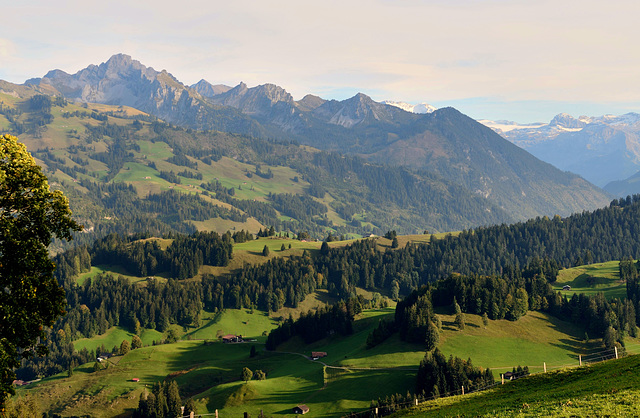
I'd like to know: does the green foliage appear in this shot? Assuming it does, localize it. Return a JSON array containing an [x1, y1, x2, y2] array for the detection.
[[254, 369, 266, 380], [242, 367, 253, 382], [416, 348, 494, 398], [265, 298, 358, 349], [132, 335, 143, 349], [120, 339, 130, 355], [262, 245, 270, 257], [0, 134, 81, 406]]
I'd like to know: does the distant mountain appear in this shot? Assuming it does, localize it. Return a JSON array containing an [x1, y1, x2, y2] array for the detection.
[[382, 100, 437, 114], [16, 54, 612, 220], [483, 113, 640, 187], [190, 80, 231, 97], [27, 54, 265, 137], [604, 170, 640, 197]]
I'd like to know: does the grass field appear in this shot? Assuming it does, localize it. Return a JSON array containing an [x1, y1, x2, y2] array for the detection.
[[553, 261, 627, 299], [438, 311, 599, 375], [185, 309, 279, 342], [395, 353, 640, 417], [73, 327, 163, 353], [15, 304, 617, 417]]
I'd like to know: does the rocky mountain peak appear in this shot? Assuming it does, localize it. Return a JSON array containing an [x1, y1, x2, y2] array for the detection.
[[549, 113, 588, 129], [190, 80, 231, 98]]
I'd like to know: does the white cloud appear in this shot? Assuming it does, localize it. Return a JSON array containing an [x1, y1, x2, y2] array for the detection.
[[2, 0, 639, 121]]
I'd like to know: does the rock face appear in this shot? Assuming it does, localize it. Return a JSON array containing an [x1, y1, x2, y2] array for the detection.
[[484, 113, 640, 187], [28, 54, 261, 136], [190, 80, 231, 98]]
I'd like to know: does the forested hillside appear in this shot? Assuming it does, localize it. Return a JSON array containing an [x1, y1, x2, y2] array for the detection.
[[0, 91, 512, 247]]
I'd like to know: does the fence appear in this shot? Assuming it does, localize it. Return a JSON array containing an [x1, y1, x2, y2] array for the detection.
[[342, 341, 640, 417]]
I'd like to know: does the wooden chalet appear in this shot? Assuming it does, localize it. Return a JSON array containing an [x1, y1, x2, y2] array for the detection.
[[293, 404, 310, 414], [222, 334, 243, 343], [311, 351, 327, 359]]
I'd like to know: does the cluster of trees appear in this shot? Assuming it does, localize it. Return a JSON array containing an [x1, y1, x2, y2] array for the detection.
[[135, 381, 185, 418], [366, 319, 395, 349], [393, 272, 634, 352], [16, 274, 204, 380], [265, 299, 362, 350], [415, 349, 494, 398], [56, 231, 233, 280], [159, 170, 181, 184]]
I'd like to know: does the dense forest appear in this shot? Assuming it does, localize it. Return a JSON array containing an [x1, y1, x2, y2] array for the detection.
[[21, 194, 640, 382]]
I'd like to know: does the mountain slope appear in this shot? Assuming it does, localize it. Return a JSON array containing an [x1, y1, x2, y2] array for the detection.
[[28, 54, 265, 137], [19, 54, 612, 220], [0, 88, 512, 244], [486, 113, 640, 187]]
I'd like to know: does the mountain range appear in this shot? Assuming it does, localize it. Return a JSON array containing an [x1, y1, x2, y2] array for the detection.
[[6, 54, 612, 221], [482, 112, 640, 194]]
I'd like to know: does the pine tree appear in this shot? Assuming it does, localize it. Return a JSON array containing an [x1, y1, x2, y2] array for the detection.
[[425, 321, 439, 351], [166, 380, 181, 418], [262, 245, 270, 257]]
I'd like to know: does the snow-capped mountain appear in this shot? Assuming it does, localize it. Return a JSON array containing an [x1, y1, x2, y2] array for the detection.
[[480, 113, 640, 188], [382, 100, 437, 114]]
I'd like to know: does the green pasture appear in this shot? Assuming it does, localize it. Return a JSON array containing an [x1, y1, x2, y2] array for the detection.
[[396, 353, 640, 417], [554, 261, 627, 299], [75, 265, 150, 285], [439, 311, 598, 375], [185, 309, 279, 342], [72, 326, 163, 353], [16, 305, 614, 417]]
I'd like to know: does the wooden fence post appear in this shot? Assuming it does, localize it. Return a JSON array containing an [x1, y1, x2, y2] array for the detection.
[[461, 385, 465, 395], [615, 346, 619, 359], [544, 362, 547, 373], [579, 355, 582, 366], [375, 407, 378, 416], [501, 374, 504, 384], [415, 398, 418, 406], [215, 409, 218, 418]]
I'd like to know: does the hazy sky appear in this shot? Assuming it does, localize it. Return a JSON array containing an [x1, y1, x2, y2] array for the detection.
[[2, 0, 639, 122]]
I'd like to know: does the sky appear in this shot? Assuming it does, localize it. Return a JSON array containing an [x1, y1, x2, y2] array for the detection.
[[2, 0, 639, 123]]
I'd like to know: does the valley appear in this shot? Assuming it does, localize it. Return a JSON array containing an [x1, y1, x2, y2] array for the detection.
[[1, 54, 639, 418]]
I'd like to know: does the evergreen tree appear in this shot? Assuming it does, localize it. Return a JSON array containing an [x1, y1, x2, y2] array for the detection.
[[183, 398, 196, 417], [262, 245, 270, 257], [166, 380, 181, 418], [425, 321, 439, 351]]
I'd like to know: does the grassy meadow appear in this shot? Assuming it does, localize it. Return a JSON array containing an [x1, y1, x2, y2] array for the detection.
[[395, 353, 640, 417], [15, 297, 624, 417], [553, 260, 627, 299]]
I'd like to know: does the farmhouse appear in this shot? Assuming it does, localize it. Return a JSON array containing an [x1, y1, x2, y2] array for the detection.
[[293, 404, 310, 414], [502, 371, 516, 380], [562, 285, 571, 291], [222, 334, 243, 343], [311, 351, 327, 360]]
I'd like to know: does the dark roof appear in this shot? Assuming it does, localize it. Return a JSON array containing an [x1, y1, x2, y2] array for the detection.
[[294, 405, 310, 413]]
